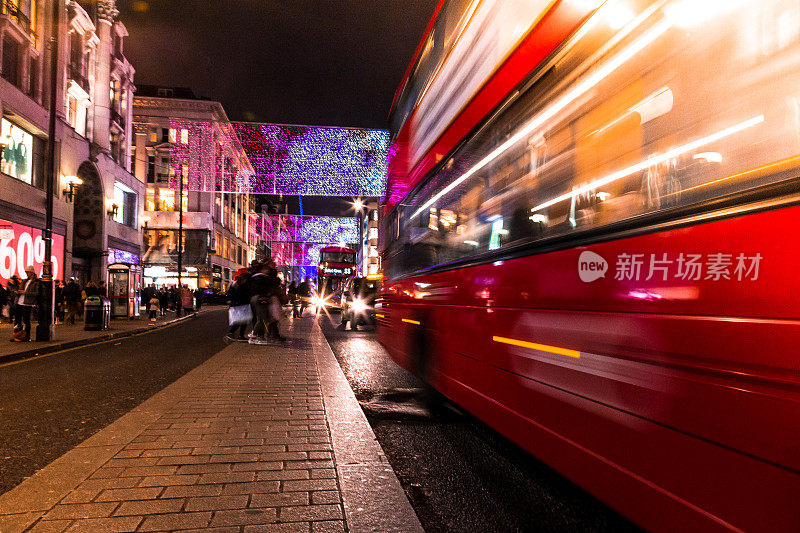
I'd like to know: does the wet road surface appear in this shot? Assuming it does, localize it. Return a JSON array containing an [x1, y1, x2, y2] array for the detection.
[[0, 310, 229, 494], [319, 313, 639, 533]]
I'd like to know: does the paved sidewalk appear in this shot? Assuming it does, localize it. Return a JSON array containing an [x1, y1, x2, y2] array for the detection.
[[0, 307, 221, 363], [0, 316, 422, 532]]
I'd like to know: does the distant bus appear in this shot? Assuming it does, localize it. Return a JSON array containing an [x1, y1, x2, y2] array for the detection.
[[379, 0, 800, 531], [316, 246, 357, 306]]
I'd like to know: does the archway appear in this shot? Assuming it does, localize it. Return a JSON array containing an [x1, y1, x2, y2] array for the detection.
[[72, 161, 105, 284]]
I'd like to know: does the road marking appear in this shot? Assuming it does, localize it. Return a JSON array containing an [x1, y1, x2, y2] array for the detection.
[[492, 336, 580, 359]]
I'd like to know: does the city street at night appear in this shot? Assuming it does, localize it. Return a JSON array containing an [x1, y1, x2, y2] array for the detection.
[[1, 0, 799, 531]]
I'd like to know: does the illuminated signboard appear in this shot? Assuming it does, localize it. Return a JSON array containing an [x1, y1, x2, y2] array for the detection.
[[0, 220, 65, 283], [1, 118, 34, 184], [170, 121, 389, 196], [108, 248, 140, 264], [321, 266, 353, 276]]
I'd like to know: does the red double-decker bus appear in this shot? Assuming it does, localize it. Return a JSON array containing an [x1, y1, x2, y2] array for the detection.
[[316, 246, 357, 308], [379, 1, 800, 530]]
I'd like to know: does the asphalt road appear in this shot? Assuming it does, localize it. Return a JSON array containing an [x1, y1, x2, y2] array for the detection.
[[0, 309, 229, 494], [320, 314, 640, 533]]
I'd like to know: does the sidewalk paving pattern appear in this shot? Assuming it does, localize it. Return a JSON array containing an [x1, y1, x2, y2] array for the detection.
[[0, 317, 422, 532]]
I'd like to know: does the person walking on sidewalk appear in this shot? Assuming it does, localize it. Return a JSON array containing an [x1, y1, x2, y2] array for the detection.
[[62, 277, 81, 325], [265, 262, 287, 341], [11, 266, 40, 342], [148, 294, 160, 321], [7, 275, 20, 323], [297, 277, 312, 317], [226, 270, 251, 341]]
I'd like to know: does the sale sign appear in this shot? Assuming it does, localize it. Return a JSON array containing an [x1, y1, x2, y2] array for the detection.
[[0, 220, 65, 284]]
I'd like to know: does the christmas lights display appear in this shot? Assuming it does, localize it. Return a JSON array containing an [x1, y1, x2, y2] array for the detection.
[[269, 242, 351, 267], [170, 121, 389, 196], [252, 214, 358, 244]]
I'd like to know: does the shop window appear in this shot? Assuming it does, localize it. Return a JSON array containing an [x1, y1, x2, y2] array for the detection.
[[1, 118, 36, 186], [113, 182, 137, 227]]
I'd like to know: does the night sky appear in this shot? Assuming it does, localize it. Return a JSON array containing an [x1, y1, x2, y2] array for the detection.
[[117, 0, 437, 129]]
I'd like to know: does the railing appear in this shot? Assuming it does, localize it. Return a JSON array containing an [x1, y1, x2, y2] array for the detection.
[[110, 108, 125, 128], [68, 64, 90, 93], [2, 0, 33, 37]]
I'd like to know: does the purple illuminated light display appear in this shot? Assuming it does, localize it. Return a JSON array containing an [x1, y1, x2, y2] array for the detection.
[[171, 121, 389, 196], [250, 215, 358, 267]]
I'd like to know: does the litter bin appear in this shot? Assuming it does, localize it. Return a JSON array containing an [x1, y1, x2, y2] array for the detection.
[[84, 296, 111, 331]]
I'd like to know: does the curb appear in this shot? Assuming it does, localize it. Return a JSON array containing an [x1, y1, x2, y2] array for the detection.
[[0, 311, 202, 365]]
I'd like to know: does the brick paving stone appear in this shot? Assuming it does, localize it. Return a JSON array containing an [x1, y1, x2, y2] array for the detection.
[[140, 447, 195, 457], [310, 469, 336, 479], [43, 502, 120, 520], [257, 470, 310, 481], [191, 446, 240, 455], [138, 473, 201, 486], [177, 463, 233, 474], [208, 453, 261, 463], [231, 461, 283, 472], [112, 449, 142, 459], [95, 486, 163, 501], [89, 467, 124, 479], [160, 484, 223, 498], [156, 454, 211, 465], [220, 481, 281, 495], [184, 494, 249, 511], [257, 452, 308, 461], [63, 516, 143, 532], [284, 460, 334, 470], [210, 507, 278, 527], [311, 521, 346, 533], [279, 505, 343, 522], [244, 523, 311, 532], [311, 491, 341, 505], [58, 487, 103, 504], [137, 511, 212, 531], [198, 471, 256, 484], [250, 492, 309, 508], [119, 465, 178, 477], [113, 498, 184, 516], [180, 528, 240, 533], [27, 519, 73, 533], [287, 443, 332, 452], [105, 457, 160, 468], [307, 452, 332, 461], [72, 477, 143, 491], [282, 479, 338, 492]]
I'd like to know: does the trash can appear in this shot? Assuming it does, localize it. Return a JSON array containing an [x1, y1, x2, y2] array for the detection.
[[84, 296, 111, 331]]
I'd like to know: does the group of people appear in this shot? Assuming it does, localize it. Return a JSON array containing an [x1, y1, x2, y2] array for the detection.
[[0, 269, 105, 342], [226, 260, 314, 344], [141, 285, 200, 321]]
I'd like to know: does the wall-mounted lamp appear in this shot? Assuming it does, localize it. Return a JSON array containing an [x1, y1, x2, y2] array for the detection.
[[141, 215, 150, 229], [107, 203, 119, 218], [62, 175, 83, 202]]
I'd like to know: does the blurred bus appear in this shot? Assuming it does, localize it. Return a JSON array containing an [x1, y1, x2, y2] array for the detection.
[[315, 246, 357, 308], [379, 0, 800, 530]]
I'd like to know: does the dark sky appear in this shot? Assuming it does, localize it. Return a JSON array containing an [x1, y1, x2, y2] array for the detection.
[[117, 0, 437, 128]]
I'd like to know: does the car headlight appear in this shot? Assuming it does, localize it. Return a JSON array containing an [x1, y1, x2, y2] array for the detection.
[[311, 295, 325, 307], [351, 298, 368, 313]]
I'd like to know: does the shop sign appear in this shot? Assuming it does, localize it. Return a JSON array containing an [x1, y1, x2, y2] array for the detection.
[[0, 220, 65, 283], [109, 248, 140, 264]]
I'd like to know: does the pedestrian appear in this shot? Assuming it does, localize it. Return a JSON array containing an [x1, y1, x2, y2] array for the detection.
[[158, 288, 168, 316], [148, 293, 160, 321], [0, 281, 8, 322], [11, 266, 40, 342], [226, 271, 251, 341], [297, 277, 312, 317], [264, 261, 287, 341], [194, 287, 203, 311], [62, 277, 81, 325], [180, 285, 194, 314], [7, 275, 20, 323], [288, 281, 299, 318], [54, 280, 64, 324]]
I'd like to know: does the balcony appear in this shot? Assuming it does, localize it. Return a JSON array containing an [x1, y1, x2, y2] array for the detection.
[[2, 0, 35, 42], [110, 107, 125, 128], [68, 64, 90, 94]]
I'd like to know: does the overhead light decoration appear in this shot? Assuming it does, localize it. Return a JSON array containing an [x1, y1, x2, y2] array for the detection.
[[170, 121, 390, 196], [252, 214, 359, 243]]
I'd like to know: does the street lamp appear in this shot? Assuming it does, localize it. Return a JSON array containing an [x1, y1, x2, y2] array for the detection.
[[62, 175, 83, 202]]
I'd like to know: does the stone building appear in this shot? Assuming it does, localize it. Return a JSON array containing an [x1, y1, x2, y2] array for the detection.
[[132, 85, 254, 291], [0, 0, 141, 287]]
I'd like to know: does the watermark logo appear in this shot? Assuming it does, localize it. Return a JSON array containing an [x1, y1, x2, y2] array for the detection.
[[579, 251, 608, 282]]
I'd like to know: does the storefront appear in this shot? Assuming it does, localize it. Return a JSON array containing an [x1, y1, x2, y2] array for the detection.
[[0, 220, 65, 284]]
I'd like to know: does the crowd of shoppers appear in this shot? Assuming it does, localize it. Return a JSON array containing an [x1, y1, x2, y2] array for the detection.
[[225, 259, 305, 344]]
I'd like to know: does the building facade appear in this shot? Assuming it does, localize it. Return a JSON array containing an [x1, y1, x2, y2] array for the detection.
[[132, 85, 254, 291], [358, 201, 380, 276], [0, 0, 141, 288]]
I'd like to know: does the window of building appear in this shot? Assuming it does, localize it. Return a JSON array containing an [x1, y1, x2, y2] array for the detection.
[[156, 155, 171, 183], [149, 129, 157, 143], [161, 128, 169, 143], [2, 36, 19, 87], [145, 189, 155, 211], [180, 129, 188, 144], [1, 118, 34, 185], [157, 87, 173, 97], [168, 128, 176, 143], [146, 154, 155, 182], [113, 182, 137, 227], [130, 146, 136, 172], [215, 232, 222, 255], [28, 55, 38, 99], [158, 189, 174, 211], [224, 238, 230, 259]]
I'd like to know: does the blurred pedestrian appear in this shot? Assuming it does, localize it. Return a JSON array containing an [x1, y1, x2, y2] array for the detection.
[[54, 280, 64, 324], [194, 287, 203, 311], [158, 288, 168, 316], [297, 277, 312, 317], [11, 266, 40, 342], [62, 277, 81, 325], [148, 293, 160, 321], [226, 271, 251, 341], [0, 281, 8, 322], [7, 275, 20, 323]]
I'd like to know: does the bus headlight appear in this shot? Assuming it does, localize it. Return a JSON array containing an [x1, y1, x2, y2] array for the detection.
[[312, 295, 326, 308], [351, 297, 368, 314]]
